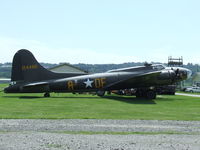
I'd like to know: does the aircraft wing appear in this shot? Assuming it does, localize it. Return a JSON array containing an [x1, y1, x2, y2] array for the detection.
[[105, 71, 162, 90]]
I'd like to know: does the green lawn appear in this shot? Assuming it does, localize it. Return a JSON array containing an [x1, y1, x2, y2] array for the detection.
[[0, 84, 200, 120]]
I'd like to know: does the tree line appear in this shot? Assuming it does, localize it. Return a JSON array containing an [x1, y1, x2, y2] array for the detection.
[[0, 62, 199, 78]]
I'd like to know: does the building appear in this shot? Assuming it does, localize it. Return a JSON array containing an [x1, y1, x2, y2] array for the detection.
[[49, 63, 87, 74]]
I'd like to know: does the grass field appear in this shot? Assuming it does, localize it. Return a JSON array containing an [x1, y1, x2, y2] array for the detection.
[[0, 84, 200, 120]]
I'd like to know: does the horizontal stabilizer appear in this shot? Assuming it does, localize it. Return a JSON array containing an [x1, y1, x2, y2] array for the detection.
[[23, 82, 49, 88], [22, 82, 49, 93]]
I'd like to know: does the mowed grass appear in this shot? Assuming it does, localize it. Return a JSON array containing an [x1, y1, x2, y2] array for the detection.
[[0, 84, 200, 120]]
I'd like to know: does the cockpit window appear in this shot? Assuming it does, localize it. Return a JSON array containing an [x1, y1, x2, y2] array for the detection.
[[152, 65, 165, 70]]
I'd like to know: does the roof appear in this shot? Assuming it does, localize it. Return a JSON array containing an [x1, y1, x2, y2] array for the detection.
[[49, 63, 88, 73]]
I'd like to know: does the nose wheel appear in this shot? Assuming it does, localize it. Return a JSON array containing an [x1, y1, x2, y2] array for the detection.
[[44, 92, 50, 97]]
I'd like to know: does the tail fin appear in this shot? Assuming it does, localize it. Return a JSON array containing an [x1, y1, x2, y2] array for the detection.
[[11, 49, 86, 82]]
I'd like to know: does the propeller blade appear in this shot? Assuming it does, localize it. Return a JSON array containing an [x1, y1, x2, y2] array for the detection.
[[175, 68, 180, 76]]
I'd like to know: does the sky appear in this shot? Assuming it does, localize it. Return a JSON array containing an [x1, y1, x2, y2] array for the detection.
[[0, 0, 200, 64]]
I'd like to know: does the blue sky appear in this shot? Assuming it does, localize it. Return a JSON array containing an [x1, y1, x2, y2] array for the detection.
[[0, 0, 200, 64]]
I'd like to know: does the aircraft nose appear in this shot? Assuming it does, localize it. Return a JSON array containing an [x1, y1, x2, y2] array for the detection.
[[178, 68, 192, 80], [171, 67, 192, 81]]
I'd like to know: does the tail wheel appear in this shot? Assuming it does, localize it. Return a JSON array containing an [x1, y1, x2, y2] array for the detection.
[[44, 92, 50, 97]]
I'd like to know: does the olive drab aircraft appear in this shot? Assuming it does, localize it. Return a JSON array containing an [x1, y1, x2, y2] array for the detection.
[[4, 49, 192, 99]]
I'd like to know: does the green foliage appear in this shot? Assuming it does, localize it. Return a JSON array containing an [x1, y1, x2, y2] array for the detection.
[[0, 84, 200, 120], [1, 62, 199, 78], [0, 67, 11, 78]]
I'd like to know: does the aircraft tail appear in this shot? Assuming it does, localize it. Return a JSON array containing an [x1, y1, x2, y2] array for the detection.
[[11, 49, 86, 82]]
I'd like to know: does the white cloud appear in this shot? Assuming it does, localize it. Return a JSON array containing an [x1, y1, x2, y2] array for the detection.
[[0, 37, 139, 64], [0, 36, 199, 65]]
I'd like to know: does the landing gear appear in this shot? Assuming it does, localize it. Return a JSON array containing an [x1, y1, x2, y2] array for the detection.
[[97, 90, 105, 97], [44, 92, 50, 97], [146, 90, 156, 99], [136, 88, 156, 99], [136, 90, 145, 98]]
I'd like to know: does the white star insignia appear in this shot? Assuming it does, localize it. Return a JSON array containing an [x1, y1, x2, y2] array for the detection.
[[84, 79, 93, 88]]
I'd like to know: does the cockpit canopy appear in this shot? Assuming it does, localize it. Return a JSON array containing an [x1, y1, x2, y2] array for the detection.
[[152, 64, 166, 70]]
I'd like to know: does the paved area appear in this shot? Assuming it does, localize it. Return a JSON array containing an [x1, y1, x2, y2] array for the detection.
[[176, 92, 200, 97], [0, 119, 200, 150]]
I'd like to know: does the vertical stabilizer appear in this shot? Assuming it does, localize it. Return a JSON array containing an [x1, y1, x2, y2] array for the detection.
[[11, 49, 86, 82]]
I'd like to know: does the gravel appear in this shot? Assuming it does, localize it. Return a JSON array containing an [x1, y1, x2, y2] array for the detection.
[[0, 119, 200, 133], [0, 119, 200, 150]]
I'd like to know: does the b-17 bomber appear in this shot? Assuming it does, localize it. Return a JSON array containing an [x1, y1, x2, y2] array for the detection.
[[4, 49, 192, 99]]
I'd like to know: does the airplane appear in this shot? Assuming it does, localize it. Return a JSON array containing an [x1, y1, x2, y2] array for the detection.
[[4, 49, 192, 99]]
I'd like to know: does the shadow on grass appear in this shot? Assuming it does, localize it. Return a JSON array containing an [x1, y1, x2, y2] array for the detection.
[[2, 96, 44, 99], [2, 96, 102, 99], [2, 95, 156, 104], [104, 95, 156, 104], [3, 95, 179, 104]]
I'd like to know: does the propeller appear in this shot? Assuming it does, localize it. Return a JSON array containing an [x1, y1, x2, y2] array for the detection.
[[175, 68, 180, 77], [170, 68, 181, 83]]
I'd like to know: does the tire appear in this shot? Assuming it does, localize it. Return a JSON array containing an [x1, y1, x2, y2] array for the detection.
[[97, 90, 105, 97], [190, 90, 193, 93], [44, 92, 50, 97], [136, 90, 143, 98], [171, 92, 175, 95], [146, 91, 156, 99]]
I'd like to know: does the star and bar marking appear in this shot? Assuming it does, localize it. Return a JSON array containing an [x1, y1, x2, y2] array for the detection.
[[84, 79, 93, 88], [67, 78, 106, 90]]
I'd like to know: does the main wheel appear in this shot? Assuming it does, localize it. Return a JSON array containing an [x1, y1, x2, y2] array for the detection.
[[135, 89, 146, 98], [44, 92, 50, 97], [97, 90, 105, 97], [146, 91, 156, 99]]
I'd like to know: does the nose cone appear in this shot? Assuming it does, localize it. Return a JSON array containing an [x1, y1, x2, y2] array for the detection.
[[170, 67, 192, 82], [175, 67, 192, 80]]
